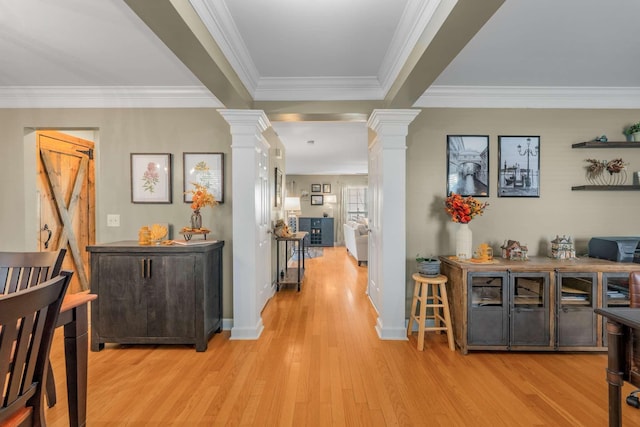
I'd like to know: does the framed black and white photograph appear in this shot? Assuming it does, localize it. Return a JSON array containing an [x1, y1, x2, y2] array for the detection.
[[323, 184, 331, 193], [183, 152, 224, 204], [311, 183, 321, 192], [274, 167, 283, 208], [498, 136, 540, 197], [131, 153, 172, 204], [310, 194, 324, 205], [446, 135, 489, 197]]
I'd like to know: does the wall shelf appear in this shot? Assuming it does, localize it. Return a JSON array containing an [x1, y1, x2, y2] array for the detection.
[[572, 141, 640, 148], [572, 185, 640, 191]]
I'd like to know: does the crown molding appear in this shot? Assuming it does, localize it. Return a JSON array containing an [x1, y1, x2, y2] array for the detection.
[[253, 76, 384, 101], [189, 0, 260, 95], [377, 0, 443, 94], [415, 85, 640, 109], [0, 86, 222, 108]]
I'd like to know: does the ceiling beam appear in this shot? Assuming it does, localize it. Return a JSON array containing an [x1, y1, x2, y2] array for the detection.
[[385, 0, 505, 108], [124, 0, 252, 109]]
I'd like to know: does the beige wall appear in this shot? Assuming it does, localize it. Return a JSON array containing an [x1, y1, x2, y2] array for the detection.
[[0, 108, 237, 317], [407, 108, 640, 264], [4, 106, 640, 320]]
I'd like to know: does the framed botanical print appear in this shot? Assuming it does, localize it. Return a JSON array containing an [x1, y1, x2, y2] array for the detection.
[[323, 184, 331, 193], [130, 153, 172, 203], [183, 152, 224, 204], [310, 194, 324, 205], [446, 135, 489, 197], [498, 136, 540, 197], [274, 167, 283, 208]]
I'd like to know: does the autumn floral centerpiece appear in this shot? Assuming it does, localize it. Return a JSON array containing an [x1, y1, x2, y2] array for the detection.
[[445, 193, 488, 259], [444, 193, 488, 224], [185, 183, 218, 230]]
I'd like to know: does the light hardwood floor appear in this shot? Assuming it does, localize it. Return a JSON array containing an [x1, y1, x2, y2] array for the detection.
[[46, 247, 640, 426]]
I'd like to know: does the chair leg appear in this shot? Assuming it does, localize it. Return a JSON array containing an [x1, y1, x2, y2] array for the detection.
[[45, 360, 57, 407]]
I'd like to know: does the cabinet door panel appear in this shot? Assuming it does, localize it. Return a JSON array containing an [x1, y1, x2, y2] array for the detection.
[[467, 272, 508, 345], [557, 272, 596, 347], [147, 255, 196, 338], [510, 273, 550, 346], [98, 255, 147, 338]]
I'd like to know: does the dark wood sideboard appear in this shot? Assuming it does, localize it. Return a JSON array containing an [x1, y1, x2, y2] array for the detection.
[[87, 240, 224, 352]]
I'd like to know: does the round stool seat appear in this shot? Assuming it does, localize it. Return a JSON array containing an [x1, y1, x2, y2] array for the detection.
[[407, 272, 455, 351], [412, 273, 447, 285]]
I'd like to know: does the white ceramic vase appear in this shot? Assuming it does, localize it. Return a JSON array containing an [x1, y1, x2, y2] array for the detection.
[[456, 223, 473, 260]]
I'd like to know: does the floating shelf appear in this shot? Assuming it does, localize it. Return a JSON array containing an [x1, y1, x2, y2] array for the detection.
[[572, 141, 640, 148], [572, 185, 640, 191]]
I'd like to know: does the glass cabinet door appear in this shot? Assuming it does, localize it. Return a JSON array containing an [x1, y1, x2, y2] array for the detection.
[[556, 272, 596, 347], [468, 272, 508, 346], [603, 273, 630, 308], [510, 272, 550, 347]]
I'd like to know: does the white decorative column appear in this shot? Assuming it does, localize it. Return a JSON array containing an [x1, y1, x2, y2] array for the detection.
[[218, 109, 270, 340], [367, 109, 420, 340]]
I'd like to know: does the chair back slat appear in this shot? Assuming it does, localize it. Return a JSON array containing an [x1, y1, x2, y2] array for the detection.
[[0, 271, 71, 425], [0, 249, 66, 296]]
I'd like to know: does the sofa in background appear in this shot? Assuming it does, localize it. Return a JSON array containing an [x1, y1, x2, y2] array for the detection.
[[343, 220, 368, 266]]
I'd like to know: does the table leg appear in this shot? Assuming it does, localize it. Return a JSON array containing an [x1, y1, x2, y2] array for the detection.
[[605, 319, 624, 427], [63, 305, 89, 427]]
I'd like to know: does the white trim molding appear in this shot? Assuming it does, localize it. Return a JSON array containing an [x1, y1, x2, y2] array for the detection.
[[0, 86, 222, 108], [254, 76, 383, 101], [415, 85, 640, 109]]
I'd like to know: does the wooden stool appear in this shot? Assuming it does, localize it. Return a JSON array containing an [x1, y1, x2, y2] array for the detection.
[[407, 273, 455, 351]]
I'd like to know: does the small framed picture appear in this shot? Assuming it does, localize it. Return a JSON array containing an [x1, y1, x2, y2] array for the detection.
[[446, 135, 489, 197], [274, 167, 283, 208], [498, 136, 540, 197], [131, 153, 172, 204], [323, 184, 331, 193], [311, 194, 324, 205], [311, 183, 321, 192], [183, 152, 224, 204]]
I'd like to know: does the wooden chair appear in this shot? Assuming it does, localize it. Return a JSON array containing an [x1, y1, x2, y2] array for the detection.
[[0, 271, 72, 427], [0, 250, 66, 408], [630, 271, 640, 308]]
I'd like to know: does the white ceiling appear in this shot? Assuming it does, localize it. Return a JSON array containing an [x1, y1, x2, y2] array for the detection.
[[2, 0, 640, 174]]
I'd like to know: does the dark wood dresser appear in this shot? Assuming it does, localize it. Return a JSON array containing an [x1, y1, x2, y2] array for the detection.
[[87, 240, 224, 352]]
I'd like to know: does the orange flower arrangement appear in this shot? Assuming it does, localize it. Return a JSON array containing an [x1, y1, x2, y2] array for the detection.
[[186, 183, 218, 212], [445, 193, 488, 224]]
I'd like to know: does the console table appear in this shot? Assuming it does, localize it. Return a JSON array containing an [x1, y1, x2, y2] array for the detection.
[[275, 232, 307, 291], [594, 308, 640, 427], [87, 240, 224, 352]]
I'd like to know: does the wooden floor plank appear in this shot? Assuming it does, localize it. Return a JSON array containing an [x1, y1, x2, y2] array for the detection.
[[44, 246, 640, 426]]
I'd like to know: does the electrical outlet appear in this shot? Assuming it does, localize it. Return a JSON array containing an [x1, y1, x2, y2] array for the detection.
[[107, 214, 120, 227]]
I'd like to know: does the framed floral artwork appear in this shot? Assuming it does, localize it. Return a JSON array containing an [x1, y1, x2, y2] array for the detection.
[[183, 152, 224, 204], [130, 153, 172, 204]]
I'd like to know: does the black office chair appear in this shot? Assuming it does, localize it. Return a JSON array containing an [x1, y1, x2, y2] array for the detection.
[[0, 271, 72, 426]]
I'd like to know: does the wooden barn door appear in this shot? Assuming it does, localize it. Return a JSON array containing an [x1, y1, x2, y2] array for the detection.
[[37, 130, 95, 293]]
